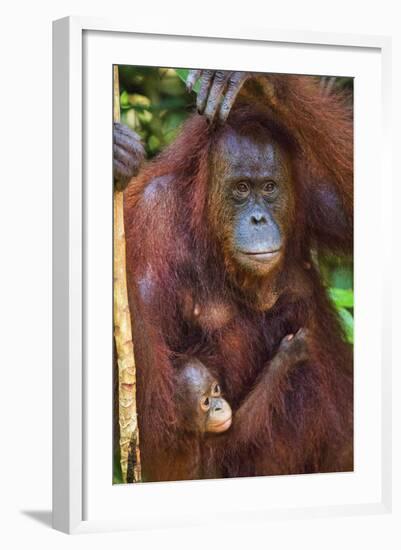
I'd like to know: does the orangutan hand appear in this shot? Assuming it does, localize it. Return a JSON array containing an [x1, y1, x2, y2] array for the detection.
[[275, 328, 312, 365], [186, 70, 252, 123], [113, 122, 145, 191]]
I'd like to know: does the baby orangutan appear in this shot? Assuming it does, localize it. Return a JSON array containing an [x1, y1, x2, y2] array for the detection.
[[143, 358, 232, 482], [142, 331, 312, 482], [175, 358, 233, 435]]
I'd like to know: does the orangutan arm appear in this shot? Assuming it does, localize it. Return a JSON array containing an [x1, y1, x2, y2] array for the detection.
[[230, 328, 312, 448]]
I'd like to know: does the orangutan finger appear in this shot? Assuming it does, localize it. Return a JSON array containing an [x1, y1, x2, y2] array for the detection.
[[219, 72, 249, 122], [113, 159, 131, 190], [196, 70, 215, 114], [116, 131, 143, 157], [114, 144, 139, 173], [186, 69, 202, 92], [204, 71, 231, 123]]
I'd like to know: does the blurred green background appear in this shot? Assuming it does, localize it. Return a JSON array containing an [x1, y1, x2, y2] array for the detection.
[[118, 66, 195, 157], [114, 66, 354, 484]]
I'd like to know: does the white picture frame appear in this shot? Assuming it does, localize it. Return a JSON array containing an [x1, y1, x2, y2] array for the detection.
[[52, 16, 392, 534]]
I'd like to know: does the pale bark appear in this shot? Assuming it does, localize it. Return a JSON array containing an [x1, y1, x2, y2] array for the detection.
[[113, 65, 141, 483]]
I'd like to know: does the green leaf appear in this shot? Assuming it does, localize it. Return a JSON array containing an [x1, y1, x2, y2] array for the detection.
[[337, 307, 354, 344], [175, 69, 201, 94], [148, 134, 161, 153], [162, 111, 187, 134], [329, 265, 353, 289], [120, 90, 130, 107], [329, 288, 354, 308]]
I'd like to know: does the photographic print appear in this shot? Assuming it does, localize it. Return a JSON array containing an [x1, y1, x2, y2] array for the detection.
[[112, 66, 354, 484]]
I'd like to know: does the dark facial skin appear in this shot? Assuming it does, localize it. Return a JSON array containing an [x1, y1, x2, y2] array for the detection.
[[210, 128, 293, 277], [175, 360, 232, 434]]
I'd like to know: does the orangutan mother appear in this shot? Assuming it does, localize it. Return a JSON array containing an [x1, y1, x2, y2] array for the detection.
[[113, 71, 353, 481]]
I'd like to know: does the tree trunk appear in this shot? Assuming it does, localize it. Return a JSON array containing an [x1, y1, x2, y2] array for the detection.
[[113, 65, 141, 483]]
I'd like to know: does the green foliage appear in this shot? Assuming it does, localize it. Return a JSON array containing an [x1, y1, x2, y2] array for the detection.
[[113, 450, 123, 484], [329, 287, 354, 343], [175, 68, 201, 93], [321, 257, 353, 343], [118, 66, 196, 157], [336, 306, 354, 344], [329, 288, 354, 309]]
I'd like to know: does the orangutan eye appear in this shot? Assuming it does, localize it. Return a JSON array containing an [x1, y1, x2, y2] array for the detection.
[[200, 396, 210, 411], [212, 383, 221, 396], [262, 181, 277, 195], [233, 181, 250, 198]]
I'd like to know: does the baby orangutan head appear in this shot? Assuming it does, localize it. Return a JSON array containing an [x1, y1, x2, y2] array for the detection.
[[175, 358, 232, 434]]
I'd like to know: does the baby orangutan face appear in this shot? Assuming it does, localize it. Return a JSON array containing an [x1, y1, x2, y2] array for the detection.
[[176, 359, 232, 434]]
